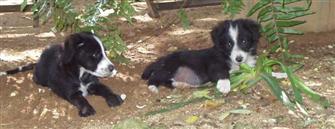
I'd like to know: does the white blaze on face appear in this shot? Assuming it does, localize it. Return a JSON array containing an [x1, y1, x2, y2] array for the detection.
[[83, 36, 117, 77], [229, 24, 248, 65]]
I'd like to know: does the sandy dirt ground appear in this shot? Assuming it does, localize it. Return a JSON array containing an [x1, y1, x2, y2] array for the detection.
[[0, 2, 335, 129]]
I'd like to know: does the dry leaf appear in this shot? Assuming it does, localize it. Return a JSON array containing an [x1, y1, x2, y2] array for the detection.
[[185, 115, 199, 124]]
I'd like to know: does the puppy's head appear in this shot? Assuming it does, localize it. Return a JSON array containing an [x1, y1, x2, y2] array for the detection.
[[211, 19, 260, 65], [62, 32, 116, 77]]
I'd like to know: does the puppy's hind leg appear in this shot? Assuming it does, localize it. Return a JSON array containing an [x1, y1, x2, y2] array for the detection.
[[147, 70, 174, 93], [68, 92, 96, 117], [88, 83, 125, 107]]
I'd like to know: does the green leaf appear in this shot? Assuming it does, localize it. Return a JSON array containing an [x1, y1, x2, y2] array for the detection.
[[276, 20, 306, 27], [219, 109, 252, 120], [295, 77, 331, 108], [270, 44, 281, 53], [260, 73, 288, 104], [265, 28, 276, 38], [268, 33, 279, 43], [259, 12, 273, 22], [185, 115, 199, 124], [281, 37, 289, 50], [273, 0, 303, 4], [247, 0, 271, 16], [192, 89, 213, 99], [262, 22, 275, 33], [279, 28, 304, 35], [219, 111, 231, 120], [221, 0, 245, 18], [288, 54, 304, 58], [283, 67, 303, 103], [276, 11, 314, 20], [257, 6, 272, 19], [178, 9, 190, 30], [20, 0, 28, 12], [260, 73, 281, 95], [229, 109, 253, 114], [274, 6, 307, 13]]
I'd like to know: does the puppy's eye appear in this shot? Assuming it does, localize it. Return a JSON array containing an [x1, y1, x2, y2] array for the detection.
[[227, 41, 232, 48], [241, 40, 247, 46], [92, 53, 100, 59]]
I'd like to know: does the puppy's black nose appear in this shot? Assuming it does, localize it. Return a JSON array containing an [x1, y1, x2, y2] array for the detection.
[[108, 65, 114, 71], [236, 56, 243, 62]]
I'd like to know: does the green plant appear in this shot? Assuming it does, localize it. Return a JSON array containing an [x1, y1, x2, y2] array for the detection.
[[178, 8, 190, 30], [229, 0, 330, 116], [168, 0, 330, 117], [221, 0, 245, 18], [247, 0, 314, 60], [22, 0, 135, 61]]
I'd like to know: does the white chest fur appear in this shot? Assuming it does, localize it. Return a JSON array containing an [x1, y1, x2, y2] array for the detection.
[[79, 82, 92, 96], [79, 67, 92, 96]]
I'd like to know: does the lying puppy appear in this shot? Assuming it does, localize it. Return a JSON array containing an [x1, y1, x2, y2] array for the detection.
[[1, 32, 125, 117], [142, 19, 260, 93]]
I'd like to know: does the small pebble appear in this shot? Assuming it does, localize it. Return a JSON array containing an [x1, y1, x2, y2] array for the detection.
[[328, 45, 333, 49], [263, 118, 277, 125], [10, 91, 18, 97], [167, 46, 178, 52], [33, 109, 39, 115]]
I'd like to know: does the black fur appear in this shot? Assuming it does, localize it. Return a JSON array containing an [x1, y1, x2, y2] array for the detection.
[[3, 32, 123, 117], [142, 19, 260, 92]]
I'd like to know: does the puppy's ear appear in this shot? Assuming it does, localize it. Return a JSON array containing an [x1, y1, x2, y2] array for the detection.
[[211, 20, 231, 49], [243, 19, 261, 42], [62, 33, 88, 64]]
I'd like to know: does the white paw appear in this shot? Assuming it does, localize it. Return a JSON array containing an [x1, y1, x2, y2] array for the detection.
[[0, 72, 6, 76], [148, 85, 159, 93], [216, 79, 231, 94], [120, 94, 127, 100]]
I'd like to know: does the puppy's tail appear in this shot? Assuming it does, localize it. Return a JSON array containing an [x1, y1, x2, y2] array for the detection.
[[0, 63, 36, 76]]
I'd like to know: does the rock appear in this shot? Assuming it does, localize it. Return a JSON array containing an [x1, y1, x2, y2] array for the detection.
[[167, 46, 178, 52], [10, 91, 18, 97], [263, 118, 277, 125]]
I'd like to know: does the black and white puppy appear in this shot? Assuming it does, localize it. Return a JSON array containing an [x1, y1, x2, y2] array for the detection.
[[141, 19, 260, 93], [1, 32, 125, 117]]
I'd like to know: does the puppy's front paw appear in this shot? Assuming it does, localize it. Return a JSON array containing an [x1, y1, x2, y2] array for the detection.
[[216, 79, 231, 94], [79, 105, 96, 117], [106, 95, 124, 107], [148, 85, 159, 93]]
